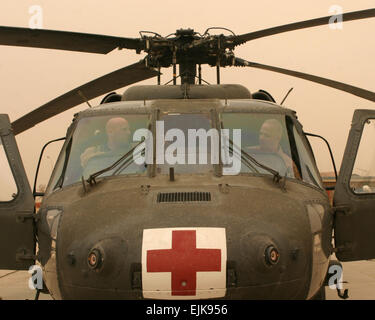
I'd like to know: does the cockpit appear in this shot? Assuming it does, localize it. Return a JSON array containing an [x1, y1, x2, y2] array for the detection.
[[46, 101, 323, 194]]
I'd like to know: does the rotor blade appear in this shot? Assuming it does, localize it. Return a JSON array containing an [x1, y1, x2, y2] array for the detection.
[[12, 60, 158, 135], [234, 57, 375, 103], [231, 8, 375, 46], [0, 26, 143, 54]]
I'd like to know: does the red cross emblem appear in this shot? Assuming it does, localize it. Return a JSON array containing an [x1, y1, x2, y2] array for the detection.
[[146, 230, 222, 296]]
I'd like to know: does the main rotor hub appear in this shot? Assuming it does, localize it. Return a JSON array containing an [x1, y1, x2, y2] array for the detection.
[[143, 28, 236, 84]]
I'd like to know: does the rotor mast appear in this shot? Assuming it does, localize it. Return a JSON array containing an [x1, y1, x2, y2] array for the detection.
[[179, 60, 197, 85], [175, 29, 198, 85]]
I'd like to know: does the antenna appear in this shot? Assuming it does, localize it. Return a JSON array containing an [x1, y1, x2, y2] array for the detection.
[[280, 87, 294, 106], [77, 90, 92, 108]]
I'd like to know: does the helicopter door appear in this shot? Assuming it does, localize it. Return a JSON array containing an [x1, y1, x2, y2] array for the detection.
[[0, 114, 35, 270], [334, 109, 375, 261]]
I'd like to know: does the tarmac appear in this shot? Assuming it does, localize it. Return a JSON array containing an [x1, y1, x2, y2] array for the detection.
[[0, 260, 374, 300]]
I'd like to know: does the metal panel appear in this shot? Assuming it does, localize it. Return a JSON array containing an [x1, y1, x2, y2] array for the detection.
[[334, 109, 375, 261], [0, 114, 35, 269]]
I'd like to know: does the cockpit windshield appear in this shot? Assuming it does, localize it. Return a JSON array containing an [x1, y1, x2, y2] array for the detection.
[[221, 112, 323, 188], [47, 110, 323, 192], [156, 112, 216, 175], [48, 114, 150, 190]]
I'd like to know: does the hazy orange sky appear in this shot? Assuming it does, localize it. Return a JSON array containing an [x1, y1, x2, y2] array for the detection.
[[0, 0, 374, 185]]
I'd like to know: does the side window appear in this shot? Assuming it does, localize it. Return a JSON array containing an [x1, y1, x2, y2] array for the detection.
[[45, 138, 71, 194], [292, 127, 323, 189], [0, 139, 18, 201], [350, 118, 375, 194], [34, 138, 66, 195]]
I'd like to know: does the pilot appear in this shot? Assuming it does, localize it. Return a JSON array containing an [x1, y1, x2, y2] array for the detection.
[[80, 117, 132, 176], [105, 117, 131, 153], [248, 119, 301, 179]]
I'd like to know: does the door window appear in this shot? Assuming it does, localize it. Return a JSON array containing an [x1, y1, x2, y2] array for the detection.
[[350, 119, 375, 194]]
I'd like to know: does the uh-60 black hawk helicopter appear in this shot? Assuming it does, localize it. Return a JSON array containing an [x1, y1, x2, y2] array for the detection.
[[1, 8, 375, 300]]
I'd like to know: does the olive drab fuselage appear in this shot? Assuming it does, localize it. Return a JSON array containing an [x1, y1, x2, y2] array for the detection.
[[36, 96, 332, 299]]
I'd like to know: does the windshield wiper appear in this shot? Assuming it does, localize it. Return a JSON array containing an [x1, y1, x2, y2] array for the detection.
[[225, 142, 259, 173], [86, 139, 145, 186], [226, 138, 282, 183], [112, 147, 145, 176]]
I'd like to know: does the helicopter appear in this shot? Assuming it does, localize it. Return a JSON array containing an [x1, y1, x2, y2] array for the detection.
[[0, 8, 375, 300]]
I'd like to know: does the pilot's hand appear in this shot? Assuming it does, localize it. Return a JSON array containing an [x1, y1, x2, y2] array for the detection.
[[80, 146, 105, 168]]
